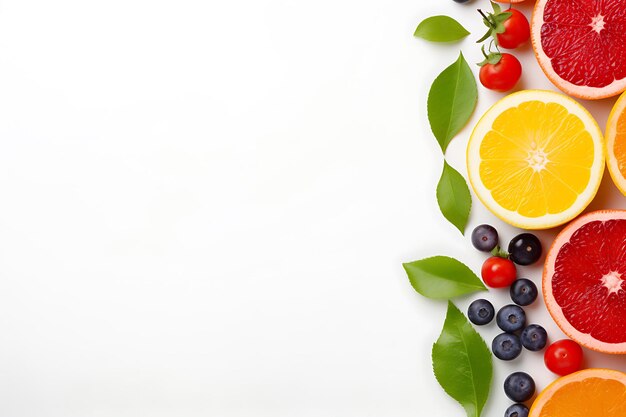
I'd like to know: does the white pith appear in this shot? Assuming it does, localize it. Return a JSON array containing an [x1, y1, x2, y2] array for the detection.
[[590, 14, 606, 33], [601, 271, 623, 295], [543, 210, 626, 354], [467, 90, 605, 230], [531, 0, 626, 99], [527, 147, 549, 172]]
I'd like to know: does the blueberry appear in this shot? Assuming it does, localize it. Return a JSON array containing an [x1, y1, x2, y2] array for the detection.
[[505, 403, 529, 417], [492, 333, 522, 360], [521, 324, 548, 351], [508, 233, 542, 265], [471, 224, 499, 252], [510, 279, 538, 306], [497, 304, 526, 333], [452, 0, 471, 3], [504, 372, 535, 402], [468, 299, 495, 325]]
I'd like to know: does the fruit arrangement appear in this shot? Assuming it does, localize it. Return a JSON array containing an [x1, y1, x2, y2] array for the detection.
[[407, 1, 626, 416]]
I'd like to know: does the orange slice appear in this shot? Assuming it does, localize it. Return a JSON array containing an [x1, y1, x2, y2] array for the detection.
[[467, 90, 604, 229], [606, 91, 626, 195], [529, 368, 626, 417]]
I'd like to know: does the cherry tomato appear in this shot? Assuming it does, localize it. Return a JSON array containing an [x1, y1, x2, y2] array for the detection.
[[481, 257, 516, 288], [479, 53, 522, 92], [544, 339, 583, 376], [498, 9, 530, 49]]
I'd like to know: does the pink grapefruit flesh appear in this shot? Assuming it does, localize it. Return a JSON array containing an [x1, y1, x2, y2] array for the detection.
[[532, 0, 626, 99], [544, 210, 626, 354]]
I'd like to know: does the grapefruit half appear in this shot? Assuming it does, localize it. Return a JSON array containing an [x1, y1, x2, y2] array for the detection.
[[531, 0, 626, 99], [529, 368, 626, 417], [544, 210, 626, 354]]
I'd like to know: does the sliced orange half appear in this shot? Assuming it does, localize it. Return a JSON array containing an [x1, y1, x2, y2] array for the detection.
[[529, 368, 626, 417], [467, 90, 604, 230]]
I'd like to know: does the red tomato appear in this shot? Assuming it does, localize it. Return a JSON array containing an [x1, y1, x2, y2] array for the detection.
[[481, 257, 516, 288], [479, 53, 522, 92], [544, 340, 584, 376], [498, 9, 530, 49]]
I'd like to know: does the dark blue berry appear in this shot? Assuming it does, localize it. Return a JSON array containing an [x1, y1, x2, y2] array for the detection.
[[471, 224, 499, 252], [497, 304, 526, 333], [505, 403, 529, 417], [510, 279, 538, 306], [492, 333, 522, 360], [453, 0, 471, 3], [468, 299, 495, 325], [521, 324, 548, 351], [504, 372, 535, 402], [508, 233, 542, 265]]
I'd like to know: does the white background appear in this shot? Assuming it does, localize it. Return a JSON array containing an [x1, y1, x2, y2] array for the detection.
[[0, 1, 625, 416]]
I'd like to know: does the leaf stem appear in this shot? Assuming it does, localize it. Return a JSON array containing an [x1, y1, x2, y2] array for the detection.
[[477, 9, 495, 28], [490, 246, 510, 259]]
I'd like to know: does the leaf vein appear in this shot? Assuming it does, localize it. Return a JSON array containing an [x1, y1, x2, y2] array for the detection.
[[456, 321, 479, 417], [443, 59, 463, 149]]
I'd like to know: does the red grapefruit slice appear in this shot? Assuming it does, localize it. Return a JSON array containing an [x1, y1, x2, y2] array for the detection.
[[532, 0, 626, 99], [544, 210, 626, 354]]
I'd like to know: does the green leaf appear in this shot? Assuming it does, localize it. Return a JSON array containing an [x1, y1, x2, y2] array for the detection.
[[432, 302, 492, 417], [494, 12, 512, 24], [476, 28, 492, 44], [403, 256, 486, 299], [437, 161, 471, 234], [414, 16, 470, 42], [427, 53, 478, 153]]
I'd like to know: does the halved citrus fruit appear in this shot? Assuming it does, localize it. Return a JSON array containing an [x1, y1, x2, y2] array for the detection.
[[544, 210, 626, 354], [531, 0, 626, 99], [606, 91, 626, 195], [467, 90, 604, 230], [529, 368, 626, 417]]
